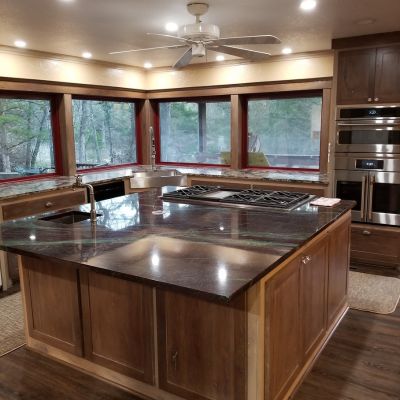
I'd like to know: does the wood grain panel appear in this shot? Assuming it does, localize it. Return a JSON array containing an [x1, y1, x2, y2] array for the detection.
[[157, 289, 246, 400], [374, 45, 400, 103], [327, 218, 350, 326], [265, 257, 301, 400], [79, 270, 154, 384], [300, 239, 328, 360], [21, 256, 82, 356], [336, 49, 376, 105]]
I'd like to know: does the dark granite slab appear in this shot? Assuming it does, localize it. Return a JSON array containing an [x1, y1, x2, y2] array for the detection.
[[0, 166, 328, 202], [0, 188, 353, 302]]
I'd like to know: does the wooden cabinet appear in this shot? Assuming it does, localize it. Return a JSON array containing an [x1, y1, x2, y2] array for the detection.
[[21, 256, 83, 356], [157, 290, 246, 400], [300, 240, 328, 360], [337, 45, 400, 104], [328, 220, 350, 326], [351, 223, 400, 268], [79, 271, 154, 384], [265, 257, 302, 400], [0, 188, 86, 221]]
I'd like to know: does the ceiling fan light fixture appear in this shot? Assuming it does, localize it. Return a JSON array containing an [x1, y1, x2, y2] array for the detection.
[[191, 43, 206, 57], [178, 23, 220, 41]]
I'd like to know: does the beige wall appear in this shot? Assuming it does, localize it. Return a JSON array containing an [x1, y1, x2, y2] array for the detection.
[[0, 46, 333, 91], [0, 46, 147, 90]]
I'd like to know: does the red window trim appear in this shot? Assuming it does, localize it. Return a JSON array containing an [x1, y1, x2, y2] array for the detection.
[[72, 96, 142, 172], [0, 94, 63, 184], [242, 90, 323, 172], [154, 97, 232, 167]]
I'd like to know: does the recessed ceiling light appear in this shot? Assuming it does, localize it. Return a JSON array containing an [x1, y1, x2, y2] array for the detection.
[[165, 22, 178, 32], [216, 55, 225, 61], [14, 40, 27, 48], [144, 62, 153, 69], [59, 0, 75, 3], [282, 47, 293, 55], [82, 51, 92, 59], [300, 0, 317, 11]]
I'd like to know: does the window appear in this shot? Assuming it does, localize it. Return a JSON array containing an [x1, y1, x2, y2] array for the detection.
[[158, 100, 231, 165], [0, 97, 56, 181], [246, 94, 323, 170], [72, 99, 137, 170]]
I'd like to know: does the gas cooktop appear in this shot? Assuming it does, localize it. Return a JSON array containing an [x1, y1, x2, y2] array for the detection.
[[162, 185, 315, 211]]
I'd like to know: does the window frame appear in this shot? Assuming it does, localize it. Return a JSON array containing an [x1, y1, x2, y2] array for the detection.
[[242, 90, 324, 172], [0, 92, 63, 183], [71, 95, 142, 173], [155, 97, 232, 167]]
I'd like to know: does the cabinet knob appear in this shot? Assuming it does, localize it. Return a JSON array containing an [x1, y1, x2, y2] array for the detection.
[[301, 255, 312, 265], [45, 201, 54, 208], [367, 98, 372, 102], [374, 97, 379, 102], [362, 230, 371, 236]]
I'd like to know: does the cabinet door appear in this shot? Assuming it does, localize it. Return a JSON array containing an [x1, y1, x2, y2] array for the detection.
[[337, 49, 376, 105], [21, 256, 83, 356], [80, 271, 154, 384], [327, 219, 351, 326], [157, 290, 246, 400], [300, 239, 328, 360], [265, 257, 302, 400], [374, 45, 400, 103]]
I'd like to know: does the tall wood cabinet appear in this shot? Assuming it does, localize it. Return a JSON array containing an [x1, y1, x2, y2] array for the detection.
[[157, 290, 246, 400], [337, 45, 400, 104]]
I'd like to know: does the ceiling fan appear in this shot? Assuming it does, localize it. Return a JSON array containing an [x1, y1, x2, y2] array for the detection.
[[109, 1, 281, 69]]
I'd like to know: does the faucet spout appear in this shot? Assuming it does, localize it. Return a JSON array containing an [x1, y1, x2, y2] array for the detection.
[[74, 174, 97, 223]]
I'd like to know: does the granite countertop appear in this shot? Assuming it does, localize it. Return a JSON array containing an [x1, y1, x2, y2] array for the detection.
[[0, 166, 329, 202], [0, 189, 353, 302]]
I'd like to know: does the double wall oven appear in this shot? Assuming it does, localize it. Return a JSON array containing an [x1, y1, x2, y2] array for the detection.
[[335, 105, 400, 227]]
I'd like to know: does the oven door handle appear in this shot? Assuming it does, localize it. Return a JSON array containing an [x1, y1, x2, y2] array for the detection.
[[360, 175, 367, 220], [336, 122, 400, 127], [368, 175, 375, 221]]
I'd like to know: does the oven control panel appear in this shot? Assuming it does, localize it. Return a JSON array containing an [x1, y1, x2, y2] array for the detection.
[[356, 159, 384, 170]]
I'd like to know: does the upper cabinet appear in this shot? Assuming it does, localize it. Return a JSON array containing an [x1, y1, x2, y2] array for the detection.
[[336, 45, 400, 105]]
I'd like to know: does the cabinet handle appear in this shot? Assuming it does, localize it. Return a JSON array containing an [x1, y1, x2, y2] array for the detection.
[[45, 201, 54, 208], [172, 351, 178, 371], [374, 97, 379, 102], [362, 230, 371, 236], [367, 98, 372, 102], [301, 255, 312, 265]]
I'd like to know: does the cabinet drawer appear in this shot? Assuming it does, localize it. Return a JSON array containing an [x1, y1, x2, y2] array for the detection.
[[351, 225, 400, 267], [2, 189, 86, 221]]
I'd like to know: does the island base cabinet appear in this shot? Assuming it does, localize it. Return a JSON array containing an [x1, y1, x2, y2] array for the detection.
[[20, 256, 83, 356], [157, 290, 247, 400], [79, 270, 155, 384]]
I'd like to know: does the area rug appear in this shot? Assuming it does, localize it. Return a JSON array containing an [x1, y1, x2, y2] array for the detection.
[[0, 292, 25, 356], [348, 271, 400, 314]]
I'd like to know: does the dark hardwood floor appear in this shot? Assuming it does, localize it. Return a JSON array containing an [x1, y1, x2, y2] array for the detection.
[[0, 266, 398, 400]]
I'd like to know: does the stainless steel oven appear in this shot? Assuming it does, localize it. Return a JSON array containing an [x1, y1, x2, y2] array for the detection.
[[336, 105, 400, 153], [335, 154, 400, 226]]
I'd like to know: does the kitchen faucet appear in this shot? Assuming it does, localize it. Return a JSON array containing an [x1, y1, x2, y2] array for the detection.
[[149, 126, 156, 171], [74, 174, 97, 223]]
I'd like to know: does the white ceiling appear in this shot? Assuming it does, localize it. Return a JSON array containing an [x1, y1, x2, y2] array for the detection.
[[1, 0, 400, 68]]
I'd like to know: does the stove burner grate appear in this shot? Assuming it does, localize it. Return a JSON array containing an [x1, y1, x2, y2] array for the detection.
[[162, 185, 220, 198]]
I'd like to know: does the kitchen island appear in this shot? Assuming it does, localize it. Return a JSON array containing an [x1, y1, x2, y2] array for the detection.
[[0, 189, 353, 400]]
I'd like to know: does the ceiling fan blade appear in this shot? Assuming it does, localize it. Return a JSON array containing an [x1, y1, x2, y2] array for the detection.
[[173, 47, 193, 69], [109, 44, 187, 55], [211, 45, 271, 60], [212, 35, 281, 46], [147, 33, 186, 42]]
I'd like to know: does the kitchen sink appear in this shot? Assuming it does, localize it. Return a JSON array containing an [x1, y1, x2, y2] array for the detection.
[[40, 210, 101, 224], [130, 169, 187, 189]]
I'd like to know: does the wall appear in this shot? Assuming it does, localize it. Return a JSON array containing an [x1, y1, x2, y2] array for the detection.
[[0, 46, 333, 90]]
